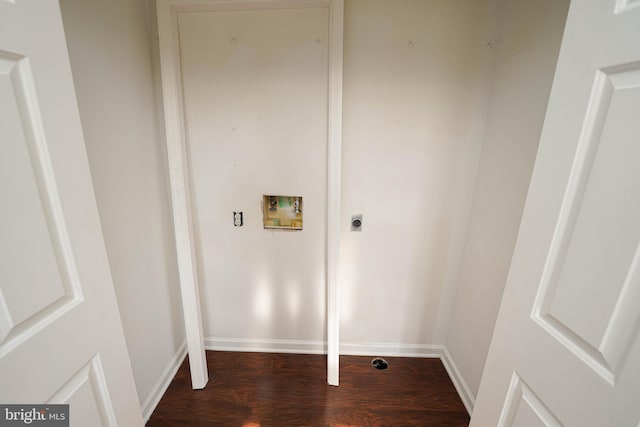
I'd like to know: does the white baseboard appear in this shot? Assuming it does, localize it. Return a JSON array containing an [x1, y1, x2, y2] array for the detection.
[[340, 342, 444, 358], [202, 337, 475, 416], [205, 337, 326, 354], [440, 346, 475, 415], [141, 341, 187, 422], [204, 337, 444, 359]]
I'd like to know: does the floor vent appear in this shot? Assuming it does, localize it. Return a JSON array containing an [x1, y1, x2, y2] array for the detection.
[[371, 357, 389, 370]]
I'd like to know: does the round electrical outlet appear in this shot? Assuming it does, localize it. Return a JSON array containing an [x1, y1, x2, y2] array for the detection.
[[351, 215, 363, 231]]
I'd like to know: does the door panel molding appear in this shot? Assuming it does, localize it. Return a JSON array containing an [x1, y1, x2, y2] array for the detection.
[[48, 354, 117, 427], [0, 50, 82, 357], [497, 373, 562, 427], [532, 63, 640, 385]]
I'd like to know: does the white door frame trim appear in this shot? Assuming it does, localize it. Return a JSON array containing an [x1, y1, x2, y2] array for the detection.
[[155, 0, 344, 388]]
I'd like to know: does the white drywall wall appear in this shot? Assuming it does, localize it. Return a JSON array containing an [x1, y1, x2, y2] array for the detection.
[[177, 0, 500, 350], [446, 0, 569, 399], [340, 0, 491, 346], [178, 8, 330, 342], [60, 0, 185, 407]]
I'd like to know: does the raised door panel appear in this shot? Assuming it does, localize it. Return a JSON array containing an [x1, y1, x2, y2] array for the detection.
[[498, 374, 561, 427], [49, 356, 118, 427], [0, 51, 81, 352], [533, 64, 640, 383]]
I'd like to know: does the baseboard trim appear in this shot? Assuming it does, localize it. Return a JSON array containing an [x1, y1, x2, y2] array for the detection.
[[204, 337, 445, 359], [440, 346, 475, 415], [203, 337, 475, 416], [141, 341, 187, 422], [205, 337, 327, 354], [340, 342, 444, 358]]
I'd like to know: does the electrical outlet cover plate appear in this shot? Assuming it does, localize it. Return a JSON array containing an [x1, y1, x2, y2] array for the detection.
[[233, 211, 243, 227]]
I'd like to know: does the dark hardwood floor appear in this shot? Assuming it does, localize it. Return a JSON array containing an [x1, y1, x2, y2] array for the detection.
[[147, 351, 470, 427]]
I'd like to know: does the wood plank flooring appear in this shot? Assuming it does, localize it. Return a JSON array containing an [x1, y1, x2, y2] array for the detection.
[[147, 351, 470, 427]]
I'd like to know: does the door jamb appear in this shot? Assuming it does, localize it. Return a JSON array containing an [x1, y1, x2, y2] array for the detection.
[[156, 0, 344, 388]]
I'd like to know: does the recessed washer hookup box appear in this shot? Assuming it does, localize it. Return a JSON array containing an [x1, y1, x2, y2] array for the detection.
[[262, 195, 303, 230]]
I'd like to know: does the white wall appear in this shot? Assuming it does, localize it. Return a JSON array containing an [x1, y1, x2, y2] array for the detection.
[[59, 0, 185, 415], [340, 0, 491, 347], [178, 8, 330, 344], [176, 0, 501, 352], [446, 0, 569, 399]]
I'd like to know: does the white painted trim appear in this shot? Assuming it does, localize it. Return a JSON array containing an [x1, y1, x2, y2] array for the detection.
[[169, 0, 329, 12], [156, 0, 344, 389], [441, 346, 476, 416], [156, 0, 209, 389], [141, 341, 188, 422], [206, 337, 327, 354], [340, 343, 444, 359], [326, 0, 344, 388], [205, 339, 445, 359], [205, 337, 443, 358]]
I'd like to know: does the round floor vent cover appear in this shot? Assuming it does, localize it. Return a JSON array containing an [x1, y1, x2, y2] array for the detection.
[[371, 357, 389, 370]]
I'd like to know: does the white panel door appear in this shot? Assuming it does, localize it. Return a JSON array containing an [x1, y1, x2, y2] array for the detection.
[[0, 1, 143, 426], [471, 0, 640, 426]]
